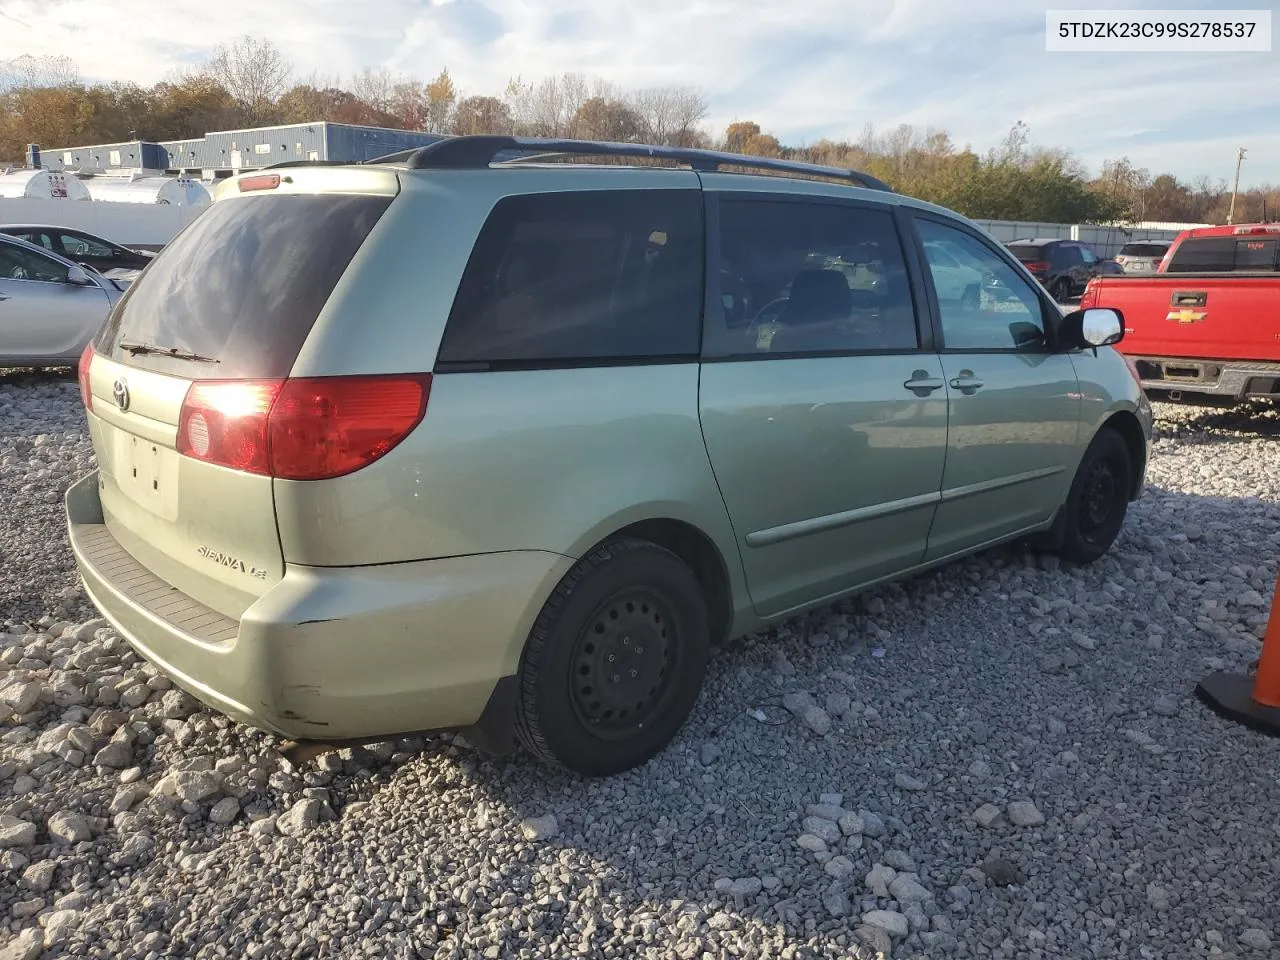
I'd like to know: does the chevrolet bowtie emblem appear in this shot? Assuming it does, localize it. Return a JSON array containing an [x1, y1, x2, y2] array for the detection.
[[1166, 308, 1206, 324]]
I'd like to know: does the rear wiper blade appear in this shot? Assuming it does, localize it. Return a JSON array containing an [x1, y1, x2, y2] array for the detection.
[[118, 342, 220, 363]]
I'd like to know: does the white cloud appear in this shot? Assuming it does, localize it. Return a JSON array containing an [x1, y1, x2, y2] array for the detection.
[[1, 0, 1278, 182]]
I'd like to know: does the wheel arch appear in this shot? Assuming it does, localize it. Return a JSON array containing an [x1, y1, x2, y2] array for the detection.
[[1099, 408, 1148, 500], [572, 514, 740, 645]]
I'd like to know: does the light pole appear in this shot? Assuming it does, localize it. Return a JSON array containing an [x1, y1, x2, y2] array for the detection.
[[1227, 147, 1247, 225]]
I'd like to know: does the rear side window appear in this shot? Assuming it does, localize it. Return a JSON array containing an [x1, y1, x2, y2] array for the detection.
[[1166, 237, 1237, 272], [1235, 238, 1279, 270], [95, 194, 392, 378], [437, 189, 703, 365]]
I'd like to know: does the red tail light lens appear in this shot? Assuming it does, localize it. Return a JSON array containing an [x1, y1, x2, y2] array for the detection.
[[238, 174, 281, 192], [78, 343, 94, 412], [1080, 279, 1099, 309], [176, 374, 431, 480], [1025, 261, 1050, 274]]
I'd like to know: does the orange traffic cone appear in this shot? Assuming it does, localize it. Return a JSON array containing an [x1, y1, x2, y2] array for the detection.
[[1196, 572, 1280, 734]]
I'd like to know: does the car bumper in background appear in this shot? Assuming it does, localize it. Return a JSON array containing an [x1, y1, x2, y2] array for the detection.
[[1130, 356, 1280, 402], [66, 471, 571, 741]]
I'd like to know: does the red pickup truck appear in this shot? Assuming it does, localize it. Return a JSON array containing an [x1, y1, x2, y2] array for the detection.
[[1080, 223, 1280, 404]]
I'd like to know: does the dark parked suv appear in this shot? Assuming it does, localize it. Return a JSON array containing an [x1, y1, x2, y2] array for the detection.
[[1006, 238, 1115, 302]]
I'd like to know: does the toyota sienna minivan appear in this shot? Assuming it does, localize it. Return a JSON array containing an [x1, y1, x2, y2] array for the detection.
[[67, 135, 1151, 775]]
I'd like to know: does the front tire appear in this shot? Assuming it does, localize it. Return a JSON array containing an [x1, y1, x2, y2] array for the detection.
[[514, 538, 710, 776], [1053, 428, 1132, 564]]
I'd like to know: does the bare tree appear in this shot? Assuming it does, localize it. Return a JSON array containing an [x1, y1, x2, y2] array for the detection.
[[0, 55, 79, 93], [629, 86, 708, 146], [204, 36, 292, 125], [351, 67, 396, 115]]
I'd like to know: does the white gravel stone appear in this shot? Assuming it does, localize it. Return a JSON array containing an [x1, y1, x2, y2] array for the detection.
[[865, 863, 897, 898], [838, 812, 864, 836], [796, 833, 828, 853], [0, 815, 37, 848], [0, 678, 43, 715], [1007, 801, 1046, 827], [894, 772, 926, 791], [973, 802, 1003, 828], [47, 811, 90, 845], [858, 810, 887, 838], [209, 797, 241, 825], [888, 873, 932, 905], [276, 799, 321, 837], [1240, 928, 1272, 952], [519, 814, 559, 841], [2, 927, 43, 960], [823, 856, 856, 880], [20, 859, 56, 892], [801, 816, 841, 844], [862, 909, 909, 938]]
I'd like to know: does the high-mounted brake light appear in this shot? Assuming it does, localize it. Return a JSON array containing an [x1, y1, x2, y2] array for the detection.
[[78, 342, 94, 412], [176, 374, 431, 480], [238, 174, 281, 192], [1233, 225, 1280, 235]]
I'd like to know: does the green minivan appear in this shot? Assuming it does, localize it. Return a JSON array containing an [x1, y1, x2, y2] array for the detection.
[[66, 136, 1151, 775]]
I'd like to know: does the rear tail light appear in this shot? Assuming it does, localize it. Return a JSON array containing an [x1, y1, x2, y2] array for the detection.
[[1080, 279, 1099, 308], [1025, 261, 1049, 274], [176, 374, 431, 480], [78, 343, 94, 412]]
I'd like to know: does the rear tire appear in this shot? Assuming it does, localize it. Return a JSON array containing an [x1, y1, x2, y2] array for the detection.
[[1049, 277, 1072, 302], [1052, 428, 1132, 564], [514, 538, 710, 776]]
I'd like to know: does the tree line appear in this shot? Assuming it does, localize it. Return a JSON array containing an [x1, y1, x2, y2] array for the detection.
[[2, 40, 1276, 225]]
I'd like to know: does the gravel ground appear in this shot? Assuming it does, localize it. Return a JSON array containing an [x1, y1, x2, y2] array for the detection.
[[2, 368, 1279, 960]]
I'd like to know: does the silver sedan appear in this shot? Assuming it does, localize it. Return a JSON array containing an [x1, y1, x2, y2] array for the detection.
[[0, 233, 123, 368]]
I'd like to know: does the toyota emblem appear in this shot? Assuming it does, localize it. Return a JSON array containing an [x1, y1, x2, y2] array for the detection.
[[112, 378, 130, 412]]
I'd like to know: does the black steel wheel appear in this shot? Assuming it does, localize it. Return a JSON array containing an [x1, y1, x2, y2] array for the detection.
[[515, 538, 710, 776], [1055, 428, 1132, 564]]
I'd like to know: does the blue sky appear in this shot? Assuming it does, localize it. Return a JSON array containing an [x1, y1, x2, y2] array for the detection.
[[2, 0, 1278, 185]]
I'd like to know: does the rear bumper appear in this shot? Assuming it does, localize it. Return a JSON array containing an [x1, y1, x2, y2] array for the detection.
[[66, 471, 571, 741], [1130, 356, 1280, 401]]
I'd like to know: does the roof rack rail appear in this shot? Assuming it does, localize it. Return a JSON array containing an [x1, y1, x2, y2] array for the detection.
[[399, 135, 894, 192], [260, 159, 351, 170], [363, 148, 422, 165]]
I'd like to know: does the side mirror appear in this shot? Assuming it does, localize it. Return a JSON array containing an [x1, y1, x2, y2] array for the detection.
[[1060, 307, 1123, 349], [66, 264, 95, 286]]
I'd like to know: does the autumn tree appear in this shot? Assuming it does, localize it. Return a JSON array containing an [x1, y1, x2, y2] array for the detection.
[[571, 97, 643, 142], [423, 69, 456, 133], [451, 95, 513, 136]]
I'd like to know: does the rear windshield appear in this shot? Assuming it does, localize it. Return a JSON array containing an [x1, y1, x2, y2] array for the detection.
[[95, 193, 392, 378], [1166, 236, 1280, 273], [1006, 244, 1044, 262], [437, 189, 703, 366], [1118, 243, 1169, 257]]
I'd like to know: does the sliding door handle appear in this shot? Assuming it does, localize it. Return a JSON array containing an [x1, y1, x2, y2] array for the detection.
[[904, 371, 945, 396], [949, 371, 984, 394]]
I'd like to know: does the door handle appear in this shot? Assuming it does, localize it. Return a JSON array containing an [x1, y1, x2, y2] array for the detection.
[[903, 371, 945, 396], [949, 371, 984, 394]]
